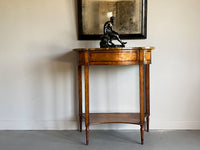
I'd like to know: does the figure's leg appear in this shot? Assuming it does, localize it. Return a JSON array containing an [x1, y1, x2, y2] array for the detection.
[[115, 34, 127, 45], [108, 39, 115, 46]]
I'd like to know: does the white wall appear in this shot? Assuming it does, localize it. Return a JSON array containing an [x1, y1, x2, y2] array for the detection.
[[0, 0, 200, 130]]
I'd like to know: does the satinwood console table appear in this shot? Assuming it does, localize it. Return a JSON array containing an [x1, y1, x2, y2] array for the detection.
[[74, 47, 154, 145]]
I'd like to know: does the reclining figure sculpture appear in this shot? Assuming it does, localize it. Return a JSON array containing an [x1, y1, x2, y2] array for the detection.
[[100, 16, 127, 48]]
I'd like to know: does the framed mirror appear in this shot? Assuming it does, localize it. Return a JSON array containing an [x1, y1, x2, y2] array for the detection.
[[77, 0, 147, 40]]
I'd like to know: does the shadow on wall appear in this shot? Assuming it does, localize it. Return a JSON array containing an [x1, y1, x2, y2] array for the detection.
[[27, 48, 78, 129]]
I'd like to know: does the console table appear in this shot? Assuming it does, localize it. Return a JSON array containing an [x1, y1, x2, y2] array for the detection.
[[74, 47, 154, 145]]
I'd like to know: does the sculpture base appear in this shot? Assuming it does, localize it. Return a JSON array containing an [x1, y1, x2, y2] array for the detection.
[[100, 44, 125, 48], [113, 45, 125, 47]]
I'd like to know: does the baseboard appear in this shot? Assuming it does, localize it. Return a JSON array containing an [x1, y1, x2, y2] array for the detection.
[[0, 120, 199, 130], [0, 120, 78, 130], [150, 120, 200, 130]]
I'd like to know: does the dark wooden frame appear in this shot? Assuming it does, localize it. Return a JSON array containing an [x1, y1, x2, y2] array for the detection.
[[77, 0, 147, 40]]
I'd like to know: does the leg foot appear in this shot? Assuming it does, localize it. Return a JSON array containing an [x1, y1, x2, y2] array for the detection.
[[79, 116, 82, 132], [140, 125, 144, 145], [86, 126, 89, 145], [147, 117, 149, 132]]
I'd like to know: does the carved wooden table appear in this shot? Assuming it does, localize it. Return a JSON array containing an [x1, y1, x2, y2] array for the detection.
[[74, 47, 154, 145]]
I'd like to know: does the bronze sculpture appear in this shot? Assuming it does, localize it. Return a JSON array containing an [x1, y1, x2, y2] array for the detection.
[[100, 17, 127, 48]]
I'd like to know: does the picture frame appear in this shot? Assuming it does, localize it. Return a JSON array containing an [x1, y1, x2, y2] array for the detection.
[[77, 0, 147, 40]]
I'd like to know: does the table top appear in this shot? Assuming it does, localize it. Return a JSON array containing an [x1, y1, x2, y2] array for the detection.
[[73, 47, 155, 51]]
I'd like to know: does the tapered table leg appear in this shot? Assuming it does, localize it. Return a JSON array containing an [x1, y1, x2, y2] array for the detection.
[[85, 65, 89, 145], [140, 64, 145, 145], [146, 65, 150, 132], [78, 65, 82, 132]]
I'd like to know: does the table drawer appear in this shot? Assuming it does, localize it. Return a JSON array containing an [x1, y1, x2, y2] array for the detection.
[[89, 50, 139, 65]]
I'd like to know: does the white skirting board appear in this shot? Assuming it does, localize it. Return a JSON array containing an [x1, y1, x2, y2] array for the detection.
[[0, 120, 199, 130]]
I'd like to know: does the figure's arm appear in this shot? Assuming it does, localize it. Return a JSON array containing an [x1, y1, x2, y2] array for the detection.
[[104, 21, 115, 34], [104, 21, 109, 34], [109, 23, 113, 32]]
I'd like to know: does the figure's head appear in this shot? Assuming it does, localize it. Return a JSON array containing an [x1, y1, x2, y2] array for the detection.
[[110, 16, 115, 24]]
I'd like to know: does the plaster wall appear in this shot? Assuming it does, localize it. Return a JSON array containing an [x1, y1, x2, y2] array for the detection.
[[0, 0, 200, 129]]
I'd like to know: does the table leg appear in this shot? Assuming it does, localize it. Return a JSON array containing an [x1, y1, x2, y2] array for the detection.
[[85, 65, 89, 145], [78, 65, 82, 132], [146, 65, 150, 132], [139, 64, 145, 145]]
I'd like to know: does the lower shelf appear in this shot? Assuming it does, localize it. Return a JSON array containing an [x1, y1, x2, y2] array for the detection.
[[82, 113, 148, 125]]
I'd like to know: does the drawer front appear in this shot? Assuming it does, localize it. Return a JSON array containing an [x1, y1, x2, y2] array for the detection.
[[89, 50, 139, 65]]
